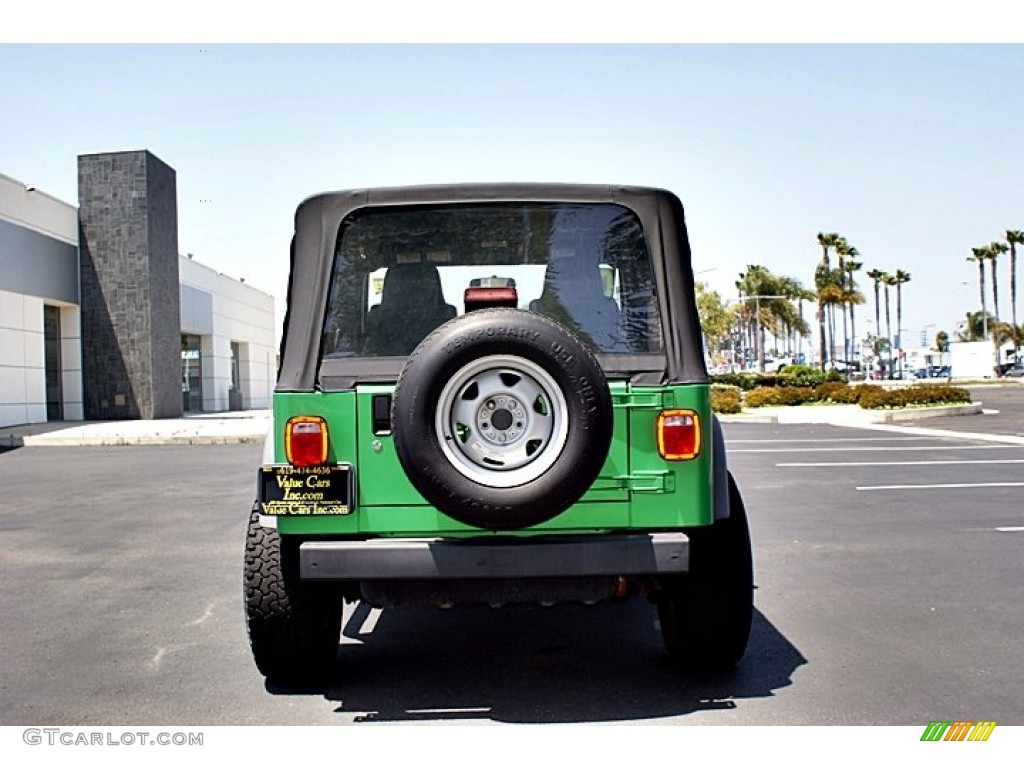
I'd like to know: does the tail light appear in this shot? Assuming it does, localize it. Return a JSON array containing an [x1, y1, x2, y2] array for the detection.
[[656, 409, 701, 461], [285, 416, 329, 467]]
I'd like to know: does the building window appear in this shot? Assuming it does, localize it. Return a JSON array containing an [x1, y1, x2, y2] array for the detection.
[[229, 341, 243, 411], [44, 305, 63, 421], [181, 334, 203, 412]]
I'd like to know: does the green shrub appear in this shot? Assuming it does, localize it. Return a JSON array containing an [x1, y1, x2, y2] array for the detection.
[[850, 384, 883, 403], [741, 388, 775, 408], [778, 364, 832, 388], [733, 381, 970, 410], [710, 373, 761, 391], [712, 365, 854, 398], [744, 385, 819, 408], [813, 382, 882, 404], [814, 381, 849, 402], [754, 373, 783, 388], [710, 384, 742, 414], [712, 370, 817, 390], [858, 384, 972, 410], [857, 388, 890, 409]]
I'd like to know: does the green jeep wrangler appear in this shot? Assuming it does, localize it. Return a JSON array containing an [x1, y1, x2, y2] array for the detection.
[[245, 184, 753, 683]]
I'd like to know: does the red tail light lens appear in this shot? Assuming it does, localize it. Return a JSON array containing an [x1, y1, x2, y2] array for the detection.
[[285, 416, 329, 467], [656, 409, 701, 461]]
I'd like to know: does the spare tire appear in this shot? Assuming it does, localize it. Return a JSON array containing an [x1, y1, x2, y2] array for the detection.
[[392, 307, 612, 530]]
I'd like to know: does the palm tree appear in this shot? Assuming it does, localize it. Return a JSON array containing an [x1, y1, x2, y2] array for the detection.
[[816, 232, 841, 368], [815, 265, 844, 368], [843, 258, 864, 364], [778, 275, 816, 346], [1001, 323, 1024, 351], [883, 273, 897, 378], [968, 247, 989, 340], [957, 311, 996, 342], [987, 241, 1008, 326], [835, 239, 854, 361], [865, 269, 886, 363], [893, 269, 911, 376], [835, 238, 849, 361], [1007, 230, 1024, 341], [736, 266, 772, 372], [737, 265, 812, 372], [991, 321, 1020, 349], [935, 329, 950, 375]]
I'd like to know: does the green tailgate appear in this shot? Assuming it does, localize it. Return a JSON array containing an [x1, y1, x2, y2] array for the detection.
[[271, 382, 712, 536]]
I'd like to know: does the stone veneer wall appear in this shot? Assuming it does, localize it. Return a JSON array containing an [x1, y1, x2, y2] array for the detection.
[[78, 150, 182, 419]]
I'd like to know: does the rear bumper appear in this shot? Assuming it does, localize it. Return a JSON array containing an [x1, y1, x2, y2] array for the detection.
[[299, 533, 688, 580]]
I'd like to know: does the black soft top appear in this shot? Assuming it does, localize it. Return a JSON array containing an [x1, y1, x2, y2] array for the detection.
[[276, 183, 708, 390]]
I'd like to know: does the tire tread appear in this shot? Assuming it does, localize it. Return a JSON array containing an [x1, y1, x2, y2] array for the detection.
[[243, 505, 342, 683]]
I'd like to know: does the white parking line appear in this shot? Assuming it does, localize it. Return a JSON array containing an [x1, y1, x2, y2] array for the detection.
[[857, 482, 1024, 491], [778, 459, 1024, 467], [996, 527, 1024, 532], [358, 606, 383, 635], [836, 422, 1024, 446], [729, 437, 935, 443], [732, 445, 1022, 453]]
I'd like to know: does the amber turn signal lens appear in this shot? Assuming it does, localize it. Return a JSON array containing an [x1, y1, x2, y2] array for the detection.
[[656, 409, 700, 460], [285, 416, 329, 467]]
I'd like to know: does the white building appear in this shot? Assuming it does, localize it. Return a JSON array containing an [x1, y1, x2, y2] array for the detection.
[[0, 172, 83, 427], [1, 167, 276, 428], [179, 255, 275, 413]]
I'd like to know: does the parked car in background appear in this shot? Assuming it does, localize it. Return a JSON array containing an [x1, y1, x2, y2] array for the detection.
[[913, 365, 951, 380]]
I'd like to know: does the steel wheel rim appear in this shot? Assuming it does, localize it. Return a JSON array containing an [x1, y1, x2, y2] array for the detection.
[[435, 354, 569, 488]]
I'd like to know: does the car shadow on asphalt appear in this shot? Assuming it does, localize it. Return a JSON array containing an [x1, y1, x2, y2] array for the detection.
[[266, 599, 806, 723]]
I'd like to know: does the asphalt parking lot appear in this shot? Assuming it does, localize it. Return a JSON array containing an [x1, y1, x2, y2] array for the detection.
[[923, 385, 1024, 437], [724, 418, 1024, 724], [0, 393, 1022, 725]]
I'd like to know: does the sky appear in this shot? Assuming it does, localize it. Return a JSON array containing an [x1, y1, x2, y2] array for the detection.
[[3, 42, 1023, 349]]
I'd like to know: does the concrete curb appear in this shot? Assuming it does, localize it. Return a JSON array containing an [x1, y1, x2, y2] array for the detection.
[[0, 413, 271, 448], [715, 413, 780, 424], [870, 402, 983, 423], [1, 434, 266, 447], [717, 402, 983, 426]]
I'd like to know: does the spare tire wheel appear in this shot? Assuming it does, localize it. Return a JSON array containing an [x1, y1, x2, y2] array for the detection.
[[392, 307, 612, 530]]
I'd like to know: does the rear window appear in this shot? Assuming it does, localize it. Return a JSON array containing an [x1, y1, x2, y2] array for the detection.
[[321, 202, 663, 359]]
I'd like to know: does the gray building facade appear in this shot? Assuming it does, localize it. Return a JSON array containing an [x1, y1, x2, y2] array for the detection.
[[78, 150, 183, 419]]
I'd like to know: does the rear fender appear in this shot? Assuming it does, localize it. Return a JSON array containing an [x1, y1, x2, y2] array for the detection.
[[257, 427, 277, 529], [711, 414, 731, 521]]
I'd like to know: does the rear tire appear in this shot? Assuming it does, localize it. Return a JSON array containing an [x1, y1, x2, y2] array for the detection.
[[392, 308, 612, 530], [243, 505, 342, 684], [657, 472, 753, 671]]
